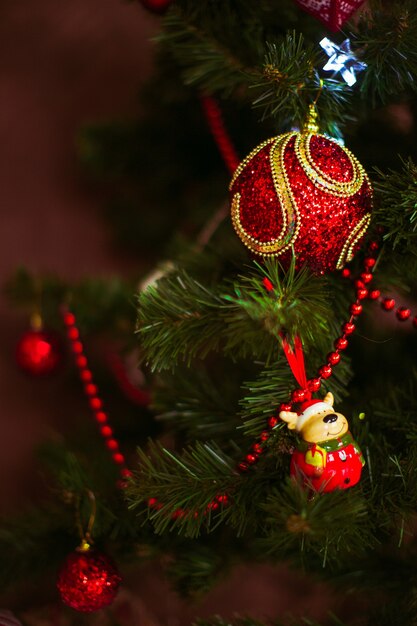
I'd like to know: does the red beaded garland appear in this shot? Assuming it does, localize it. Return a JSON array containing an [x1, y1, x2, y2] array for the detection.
[[334, 337, 348, 350], [327, 351, 341, 365], [61, 308, 130, 486], [57, 549, 121, 613], [368, 289, 380, 300], [360, 272, 373, 284], [291, 388, 308, 403], [307, 378, 321, 392], [356, 288, 368, 300]]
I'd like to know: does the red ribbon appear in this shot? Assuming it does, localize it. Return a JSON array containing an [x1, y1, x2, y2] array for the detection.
[[280, 334, 309, 395]]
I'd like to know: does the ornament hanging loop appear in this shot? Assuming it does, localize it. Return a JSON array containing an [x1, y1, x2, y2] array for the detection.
[[76, 489, 96, 552], [302, 79, 323, 134]]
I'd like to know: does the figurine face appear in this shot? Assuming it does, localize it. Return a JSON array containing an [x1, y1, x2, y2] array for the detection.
[[279, 391, 349, 443], [300, 409, 348, 443]]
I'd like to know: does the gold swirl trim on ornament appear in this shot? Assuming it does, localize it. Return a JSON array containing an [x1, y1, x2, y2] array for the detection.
[[230, 133, 300, 257], [229, 138, 275, 190], [295, 134, 364, 197], [336, 213, 372, 270]]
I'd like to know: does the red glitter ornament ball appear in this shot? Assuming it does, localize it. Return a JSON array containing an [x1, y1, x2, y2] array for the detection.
[[230, 118, 372, 274], [57, 549, 121, 613], [295, 0, 366, 32], [16, 329, 62, 376]]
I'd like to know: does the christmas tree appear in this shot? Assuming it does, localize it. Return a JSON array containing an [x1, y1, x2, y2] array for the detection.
[[3, 0, 417, 624]]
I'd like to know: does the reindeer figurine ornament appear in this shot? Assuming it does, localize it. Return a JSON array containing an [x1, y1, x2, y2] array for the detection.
[[279, 335, 364, 492]]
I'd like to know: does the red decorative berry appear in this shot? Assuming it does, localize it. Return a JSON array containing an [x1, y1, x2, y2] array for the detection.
[[350, 303, 363, 316], [291, 388, 307, 403], [268, 416, 279, 428], [279, 403, 292, 413], [360, 272, 373, 284], [100, 426, 113, 438], [356, 288, 368, 300], [260, 430, 269, 442], [76, 355, 88, 369], [246, 454, 258, 464], [252, 443, 263, 454], [67, 327, 79, 340], [396, 306, 411, 321], [113, 453, 125, 465], [327, 351, 341, 365], [364, 257, 376, 269], [369, 241, 379, 252], [319, 364, 332, 379], [334, 337, 348, 350], [238, 462, 249, 472], [72, 341, 84, 355], [89, 398, 103, 411], [80, 369, 93, 383], [307, 378, 321, 392], [216, 494, 229, 504], [382, 298, 395, 311], [16, 330, 62, 376], [85, 384, 98, 397], [354, 279, 364, 289], [56, 549, 121, 613], [63, 312, 76, 327], [95, 411, 108, 424], [341, 268, 351, 278], [106, 439, 119, 451], [368, 289, 380, 300]]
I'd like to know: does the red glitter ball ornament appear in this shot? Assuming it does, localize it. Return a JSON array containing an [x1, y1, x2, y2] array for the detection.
[[295, 0, 366, 32], [230, 108, 372, 274], [57, 548, 121, 613], [16, 329, 62, 376]]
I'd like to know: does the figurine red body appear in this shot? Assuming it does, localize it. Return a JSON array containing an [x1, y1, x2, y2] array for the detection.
[[280, 392, 365, 493], [290, 432, 364, 492]]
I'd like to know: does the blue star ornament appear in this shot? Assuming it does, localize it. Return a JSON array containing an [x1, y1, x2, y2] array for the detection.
[[320, 37, 367, 87]]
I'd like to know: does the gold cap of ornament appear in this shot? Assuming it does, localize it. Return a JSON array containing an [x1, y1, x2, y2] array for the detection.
[[302, 104, 320, 134]]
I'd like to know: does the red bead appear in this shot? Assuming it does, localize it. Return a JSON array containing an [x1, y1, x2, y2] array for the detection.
[[76, 355, 88, 369], [85, 384, 98, 397], [341, 268, 351, 278], [206, 501, 219, 511], [356, 288, 368, 300], [112, 453, 125, 465], [396, 306, 411, 321], [291, 388, 307, 403], [106, 439, 119, 451], [262, 277, 274, 292], [260, 431, 270, 442], [95, 411, 107, 424], [216, 494, 229, 504], [364, 257, 376, 269], [279, 403, 292, 413], [369, 241, 379, 252], [382, 298, 395, 311], [67, 327, 79, 341], [268, 416, 279, 428], [89, 398, 103, 411], [72, 341, 84, 355], [57, 549, 121, 612], [100, 426, 113, 438], [148, 497, 158, 508], [334, 337, 348, 350], [368, 289, 380, 300], [343, 322, 355, 335], [120, 468, 132, 478], [16, 330, 62, 376], [413, 316, 417, 329], [319, 365, 332, 379], [327, 351, 341, 365], [354, 279, 364, 289], [252, 443, 263, 454], [172, 508, 186, 519], [246, 454, 258, 464], [307, 378, 321, 392], [63, 312, 76, 327], [238, 462, 249, 472], [80, 369, 93, 383], [360, 272, 373, 284], [350, 303, 363, 316]]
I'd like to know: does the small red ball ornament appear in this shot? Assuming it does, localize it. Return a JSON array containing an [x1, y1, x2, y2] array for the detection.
[[16, 329, 61, 376], [230, 106, 372, 274], [57, 548, 121, 613], [139, 0, 172, 14]]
